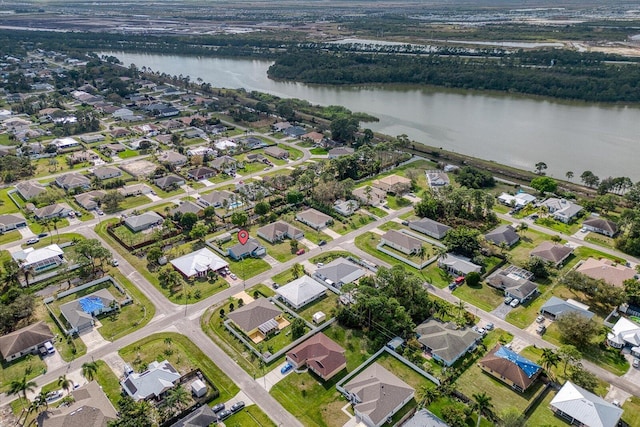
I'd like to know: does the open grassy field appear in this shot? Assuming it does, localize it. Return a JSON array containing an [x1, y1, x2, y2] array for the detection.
[[0, 230, 20, 245], [453, 281, 505, 312], [329, 213, 375, 235], [94, 360, 122, 405], [223, 405, 277, 427], [0, 354, 47, 394]]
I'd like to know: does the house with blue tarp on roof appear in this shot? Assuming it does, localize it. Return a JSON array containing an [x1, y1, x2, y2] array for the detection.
[[478, 344, 542, 392]]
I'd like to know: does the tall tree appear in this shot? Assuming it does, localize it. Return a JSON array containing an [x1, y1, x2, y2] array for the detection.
[[81, 361, 99, 382], [472, 392, 494, 427], [8, 375, 37, 410], [534, 162, 548, 175], [58, 375, 72, 395]]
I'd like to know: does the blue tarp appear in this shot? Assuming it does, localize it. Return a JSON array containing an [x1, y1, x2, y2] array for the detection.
[[79, 296, 104, 314], [495, 346, 541, 378]]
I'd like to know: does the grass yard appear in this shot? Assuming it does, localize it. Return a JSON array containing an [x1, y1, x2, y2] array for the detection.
[[263, 239, 308, 263], [622, 397, 640, 427], [422, 263, 454, 289], [310, 147, 328, 155], [378, 221, 404, 231], [0, 188, 20, 214], [564, 246, 625, 270], [119, 333, 239, 402], [534, 217, 581, 236], [117, 149, 139, 159], [584, 232, 615, 249], [271, 267, 298, 286], [453, 282, 505, 312], [329, 213, 375, 235], [0, 354, 47, 394], [151, 184, 185, 199], [505, 291, 550, 328], [118, 195, 150, 211], [32, 303, 87, 362], [523, 388, 565, 427], [297, 292, 339, 323], [310, 251, 355, 265], [94, 360, 122, 406], [228, 257, 271, 280], [280, 144, 303, 160], [364, 206, 388, 217], [223, 405, 276, 427], [354, 231, 420, 272], [507, 228, 554, 267], [375, 353, 436, 390], [30, 218, 70, 235], [386, 195, 412, 210], [0, 230, 20, 245], [280, 213, 333, 244]]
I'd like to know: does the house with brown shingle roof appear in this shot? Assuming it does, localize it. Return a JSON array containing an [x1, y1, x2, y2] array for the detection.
[[576, 258, 636, 287], [478, 344, 542, 392], [352, 186, 387, 207], [583, 217, 618, 237], [372, 174, 411, 195], [264, 146, 289, 160], [0, 322, 54, 361], [37, 381, 117, 427], [257, 221, 304, 244], [226, 298, 284, 341], [15, 181, 47, 200], [286, 333, 346, 381], [530, 241, 573, 267], [295, 208, 332, 230]]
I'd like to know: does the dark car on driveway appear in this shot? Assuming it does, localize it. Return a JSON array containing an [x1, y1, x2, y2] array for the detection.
[[217, 409, 232, 420], [230, 401, 245, 413], [212, 403, 225, 413]]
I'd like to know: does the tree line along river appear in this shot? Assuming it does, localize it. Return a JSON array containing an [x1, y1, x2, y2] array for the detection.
[[102, 51, 640, 181]]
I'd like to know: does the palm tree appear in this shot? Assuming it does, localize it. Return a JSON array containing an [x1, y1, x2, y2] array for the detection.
[[566, 171, 574, 181], [165, 384, 189, 412], [416, 245, 427, 267], [8, 375, 37, 410], [417, 385, 440, 409], [164, 337, 173, 347], [540, 348, 561, 379], [472, 392, 494, 427], [456, 300, 466, 318], [51, 217, 61, 242], [291, 263, 304, 280], [58, 375, 72, 396], [81, 361, 99, 382]]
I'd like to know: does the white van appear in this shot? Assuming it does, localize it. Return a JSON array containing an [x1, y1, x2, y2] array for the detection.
[[43, 341, 55, 354]]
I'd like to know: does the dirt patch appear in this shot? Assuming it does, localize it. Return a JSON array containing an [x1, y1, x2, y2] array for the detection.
[[120, 159, 157, 177], [321, 399, 350, 427]]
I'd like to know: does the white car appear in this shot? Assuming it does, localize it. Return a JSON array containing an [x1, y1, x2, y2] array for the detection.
[[510, 298, 520, 308], [229, 273, 238, 280], [26, 237, 39, 245], [634, 358, 640, 368]]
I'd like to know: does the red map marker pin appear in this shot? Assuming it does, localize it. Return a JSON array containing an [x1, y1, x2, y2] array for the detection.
[[238, 229, 249, 245]]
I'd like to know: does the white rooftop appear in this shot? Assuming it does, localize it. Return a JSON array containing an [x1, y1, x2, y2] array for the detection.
[[170, 248, 228, 277], [276, 275, 327, 307], [550, 382, 623, 427], [214, 139, 237, 150], [13, 244, 64, 266]]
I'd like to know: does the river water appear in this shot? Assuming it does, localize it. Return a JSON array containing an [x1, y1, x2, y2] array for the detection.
[[103, 51, 640, 180]]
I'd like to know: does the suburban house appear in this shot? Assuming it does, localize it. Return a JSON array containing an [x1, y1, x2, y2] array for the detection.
[[68, 150, 100, 165], [0, 213, 27, 233], [296, 208, 332, 230], [210, 155, 237, 174], [438, 254, 482, 276], [246, 153, 267, 163], [102, 142, 126, 154], [409, 218, 451, 240], [381, 230, 422, 255], [226, 298, 285, 342], [121, 360, 181, 402], [484, 224, 520, 247], [402, 409, 449, 427], [283, 126, 306, 138], [37, 381, 118, 427], [486, 266, 538, 302], [55, 173, 91, 190], [276, 275, 327, 310], [13, 244, 65, 273], [118, 183, 152, 197], [170, 248, 229, 278], [540, 198, 583, 223], [301, 131, 325, 145], [15, 180, 47, 200], [539, 297, 594, 321], [530, 241, 573, 267], [478, 344, 542, 392], [372, 174, 411, 194], [80, 133, 105, 143], [606, 317, 640, 349], [92, 166, 122, 180], [343, 362, 415, 427], [170, 405, 217, 427], [240, 136, 266, 149], [236, 182, 270, 201], [497, 192, 537, 208], [425, 171, 450, 188], [158, 150, 188, 166], [214, 139, 237, 151], [33, 203, 73, 220], [197, 190, 235, 208], [272, 122, 291, 132], [333, 199, 359, 216], [124, 211, 163, 232], [286, 333, 347, 381], [415, 319, 481, 366], [74, 190, 106, 210], [228, 238, 266, 260], [170, 201, 204, 217], [186, 146, 215, 157], [582, 217, 618, 237], [52, 136, 80, 150], [0, 322, 54, 362], [110, 127, 131, 138], [60, 288, 118, 333], [328, 146, 354, 159], [187, 166, 216, 181], [264, 146, 289, 159], [352, 185, 387, 207], [154, 174, 185, 190], [315, 258, 366, 288], [550, 382, 623, 427], [257, 221, 304, 244], [576, 258, 636, 287]]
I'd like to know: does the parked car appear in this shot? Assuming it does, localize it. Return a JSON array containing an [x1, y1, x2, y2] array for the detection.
[[272, 283, 279, 289], [230, 401, 245, 413], [217, 409, 232, 420], [634, 358, 639, 368], [316, 263, 324, 268], [281, 362, 293, 374], [296, 249, 305, 255], [504, 296, 513, 305], [318, 240, 327, 246], [43, 341, 55, 354], [510, 298, 520, 308], [536, 315, 545, 323], [211, 403, 225, 413], [536, 325, 546, 335], [401, 220, 409, 226], [26, 237, 39, 245], [485, 323, 494, 331], [229, 273, 238, 280], [45, 390, 63, 402], [97, 209, 104, 216], [111, 259, 119, 267], [448, 282, 457, 291], [37, 232, 48, 238], [477, 328, 486, 335]]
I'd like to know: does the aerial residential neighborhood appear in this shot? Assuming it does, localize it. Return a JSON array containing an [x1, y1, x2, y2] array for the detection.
[[0, 36, 640, 427]]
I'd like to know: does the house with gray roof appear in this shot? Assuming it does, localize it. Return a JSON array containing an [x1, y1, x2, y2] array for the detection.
[[343, 362, 415, 427], [170, 405, 217, 427], [540, 198, 583, 223], [92, 166, 121, 180], [121, 360, 181, 402], [484, 224, 520, 247], [352, 185, 387, 207], [334, 199, 359, 216], [124, 211, 163, 232], [409, 218, 451, 240], [530, 241, 573, 267], [276, 275, 327, 310], [583, 217, 618, 237], [15, 181, 47, 200], [118, 183, 152, 197], [227, 238, 266, 261], [264, 146, 289, 159], [210, 155, 237, 174], [154, 174, 185, 190], [187, 166, 216, 181], [38, 381, 117, 427], [328, 146, 354, 159], [487, 266, 538, 302], [296, 208, 332, 230], [540, 297, 594, 320], [315, 258, 366, 288], [74, 190, 105, 210], [158, 150, 187, 166], [170, 201, 203, 217], [257, 221, 304, 244], [55, 173, 91, 190], [60, 288, 118, 333], [197, 190, 235, 208], [0, 321, 54, 362], [33, 203, 73, 220], [402, 409, 449, 427], [550, 382, 623, 427], [0, 213, 28, 233], [226, 298, 284, 339], [438, 253, 481, 276], [381, 230, 422, 255], [415, 319, 481, 366]]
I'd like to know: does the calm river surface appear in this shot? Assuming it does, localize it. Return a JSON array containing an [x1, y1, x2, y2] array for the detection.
[[104, 51, 640, 180]]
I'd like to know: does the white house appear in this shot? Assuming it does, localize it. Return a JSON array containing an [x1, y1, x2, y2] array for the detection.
[[276, 276, 327, 310]]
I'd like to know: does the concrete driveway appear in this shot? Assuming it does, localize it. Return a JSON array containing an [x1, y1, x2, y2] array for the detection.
[[43, 347, 66, 372], [18, 226, 35, 239], [490, 301, 513, 319], [78, 324, 109, 351], [255, 361, 293, 391]]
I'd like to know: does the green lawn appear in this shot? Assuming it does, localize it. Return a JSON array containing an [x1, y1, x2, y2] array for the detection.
[[119, 333, 239, 402], [94, 360, 123, 406], [228, 257, 271, 280], [622, 397, 640, 427], [280, 213, 333, 244], [524, 388, 565, 427], [223, 405, 276, 427], [310, 251, 355, 265], [0, 188, 20, 214], [378, 221, 403, 231], [30, 218, 70, 235], [297, 292, 339, 323], [118, 195, 150, 211], [0, 230, 20, 245], [151, 184, 185, 199], [31, 232, 85, 249], [354, 231, 419, 272], [364, 206, 388, 217], [118, 149, 139, 159], [584, 232, 615, 249], [272, 267, 297, 286], [310, 147, 328, 155], [386, 195, 412, 210], [453, 282, 505, 312], [279, 144, 303, 160], [262, 239, 307, 263], [507, 228, 554, 267], [0, 354, 47, 394], [329, 213, 375, 235], [534, 217, 580, 236], [422, 263, 454, 289]]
